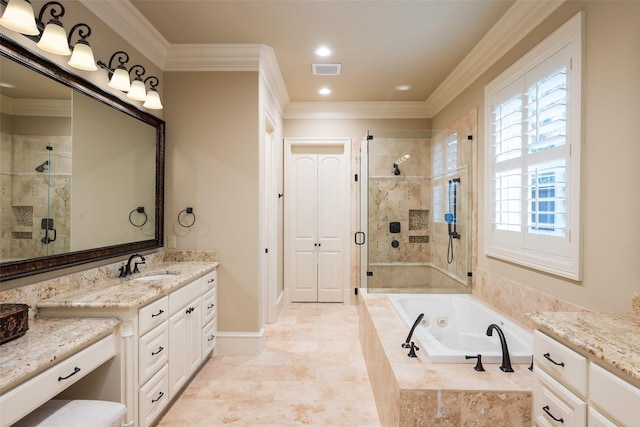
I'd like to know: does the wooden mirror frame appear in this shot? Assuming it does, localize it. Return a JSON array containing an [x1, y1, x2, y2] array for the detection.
[[0, 34, 165, 281]]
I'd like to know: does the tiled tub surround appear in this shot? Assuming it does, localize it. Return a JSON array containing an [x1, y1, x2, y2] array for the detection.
[[358, 290, 532, 426]]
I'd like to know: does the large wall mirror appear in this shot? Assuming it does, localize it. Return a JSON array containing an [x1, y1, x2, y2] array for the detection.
[[0, 35, 164, 281]]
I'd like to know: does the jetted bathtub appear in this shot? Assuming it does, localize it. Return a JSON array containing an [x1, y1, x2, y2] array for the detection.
[[388, 293, 533, 364]]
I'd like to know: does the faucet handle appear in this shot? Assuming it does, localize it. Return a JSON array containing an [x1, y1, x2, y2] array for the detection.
[[407, 341, 420, 358], [118, 265, 127, 278], [465, 354, 485, 372]]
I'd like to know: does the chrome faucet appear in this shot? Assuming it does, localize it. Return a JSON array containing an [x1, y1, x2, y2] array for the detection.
[[486, 324, 513, 372], [123, 253, 145, 277]]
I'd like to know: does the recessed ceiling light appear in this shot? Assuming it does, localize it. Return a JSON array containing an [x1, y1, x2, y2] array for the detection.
[[314, 46, 332, 57], [318, 87, 332, 96], [395, 84, 412, 91]]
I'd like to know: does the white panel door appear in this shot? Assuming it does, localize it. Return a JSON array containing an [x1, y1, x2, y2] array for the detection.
[[317, 147, 346, 302], [285, 140, 349, 303], [289, 150, 318, 302]]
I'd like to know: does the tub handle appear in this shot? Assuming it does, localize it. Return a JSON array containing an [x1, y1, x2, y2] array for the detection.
[[542, 405, 564, 423], [465, 354, 485, 372], [543, 352, 565, 367]]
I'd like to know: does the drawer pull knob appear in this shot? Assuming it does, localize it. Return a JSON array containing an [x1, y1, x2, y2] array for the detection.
[[207, 278, 215, 283], [186, 307, 195, 314], [58, 366, 81, 381], [208, 335, 216, 342], [151, 346, 164, 356], [542, 405, 564, 423], [151, 391, 164, 403], [207, 303, 215, 309], [543, 352, 565, 367], [151, 309, 164, 318]]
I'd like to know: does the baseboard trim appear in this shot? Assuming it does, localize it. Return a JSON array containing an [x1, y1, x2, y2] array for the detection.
[[215, 329, 265, 355]]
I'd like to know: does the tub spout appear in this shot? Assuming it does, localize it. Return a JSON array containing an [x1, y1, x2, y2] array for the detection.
[[486, 324, 513, 372], [402, 313, 424, 348]]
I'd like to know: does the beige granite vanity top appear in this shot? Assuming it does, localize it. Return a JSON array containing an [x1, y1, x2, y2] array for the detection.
[[528, 311, 640, 385], [37, 261, 218, 311], [0, 317, 120, 393]]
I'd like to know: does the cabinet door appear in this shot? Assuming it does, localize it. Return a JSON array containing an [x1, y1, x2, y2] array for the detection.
[[169, 306, 189, 397], [168, 296, 202, 398]]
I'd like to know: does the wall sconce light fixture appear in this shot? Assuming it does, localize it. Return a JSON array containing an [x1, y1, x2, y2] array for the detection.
[[67, 23, 97, 71], [34, 1, 70, 55], [126, 64, 147, 101], [0, 0, 38, 35], [142, 76, 163, 110], [0, 0, 97, 71], [97, 51, 131, 92]]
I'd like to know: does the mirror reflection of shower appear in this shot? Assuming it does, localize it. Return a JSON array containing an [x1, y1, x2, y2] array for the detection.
[[393, 154, 410, 175]]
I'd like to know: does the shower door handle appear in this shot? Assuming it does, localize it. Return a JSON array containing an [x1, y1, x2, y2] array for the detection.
[[355, 231, 365, 245]]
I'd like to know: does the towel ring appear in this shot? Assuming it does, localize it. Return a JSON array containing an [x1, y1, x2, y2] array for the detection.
[[129, 207, 148, 227], [178, 207, 196, 228]]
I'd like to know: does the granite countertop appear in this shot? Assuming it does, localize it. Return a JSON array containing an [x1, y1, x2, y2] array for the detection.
[[0, 317, 121, 393], [528, 311, 640, 385], [37, 261, 218, 310]]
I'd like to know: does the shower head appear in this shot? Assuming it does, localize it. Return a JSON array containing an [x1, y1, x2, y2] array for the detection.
[[35, 160, 49, 173]]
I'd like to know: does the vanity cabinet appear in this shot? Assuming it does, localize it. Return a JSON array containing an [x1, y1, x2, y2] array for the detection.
[[36, 263, 219, 427], [533, 330, 640, 427]]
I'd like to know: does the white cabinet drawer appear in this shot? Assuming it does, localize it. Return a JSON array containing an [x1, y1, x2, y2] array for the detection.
[[202, 288, 217, 326], [139, 296, 168, 336], [202, 318, 217, 358], [139, 322, 169, 384], [0, 334, 117, 427], [588, 407, 618, 427], [533, 368, 586, 427], [589, 363, 640, 426], [169, 279, 201, 315], [138, 364, 169, 427], [202, 270, 217, 293], [534, 330, 587, 397]]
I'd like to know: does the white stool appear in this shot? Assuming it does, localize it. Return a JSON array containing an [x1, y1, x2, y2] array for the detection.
[[13, 400, 127, 427]]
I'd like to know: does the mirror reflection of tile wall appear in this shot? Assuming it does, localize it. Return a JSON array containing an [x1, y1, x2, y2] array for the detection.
[[0, 121, 71, 262]]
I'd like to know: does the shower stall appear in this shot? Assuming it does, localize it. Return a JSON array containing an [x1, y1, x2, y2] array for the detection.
[[359, 130, 472, 294]]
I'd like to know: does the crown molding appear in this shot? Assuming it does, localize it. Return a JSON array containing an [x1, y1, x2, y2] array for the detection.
[[1, 95, 71, 117], [284, 102, 431, 119], [164, 44, 262, 71], [425, 0, 565, 116], [79, 0, 169, 69]]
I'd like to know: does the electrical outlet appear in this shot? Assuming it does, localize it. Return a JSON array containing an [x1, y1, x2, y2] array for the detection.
[[167, 235, 176, 248]]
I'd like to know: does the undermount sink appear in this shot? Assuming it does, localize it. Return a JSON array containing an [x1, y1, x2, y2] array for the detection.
[[134, 273, 179, 281]]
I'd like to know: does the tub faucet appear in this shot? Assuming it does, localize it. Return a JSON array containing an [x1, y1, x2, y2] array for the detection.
[[486, 324, 514, 372], [123, 253, 146, 277], [402, 313, 424, 348]]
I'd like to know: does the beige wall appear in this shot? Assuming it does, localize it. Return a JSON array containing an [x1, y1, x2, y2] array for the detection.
[[433, 1, 640, 313], [164, 71, 260, 333]]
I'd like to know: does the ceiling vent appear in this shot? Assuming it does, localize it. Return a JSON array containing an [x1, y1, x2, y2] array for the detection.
[[312, 63, 341, 76]]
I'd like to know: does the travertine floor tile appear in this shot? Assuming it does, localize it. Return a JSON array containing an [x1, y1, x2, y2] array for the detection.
[[157, 303, 381, 426]]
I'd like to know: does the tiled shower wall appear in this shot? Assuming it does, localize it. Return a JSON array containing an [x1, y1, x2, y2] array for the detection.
[[0, 131, 71, 261], [365, 112, 475, 291]]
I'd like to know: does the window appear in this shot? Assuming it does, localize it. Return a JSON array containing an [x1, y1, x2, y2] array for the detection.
[[484, 12, 582, 280], [432, 131, 458, 224]]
